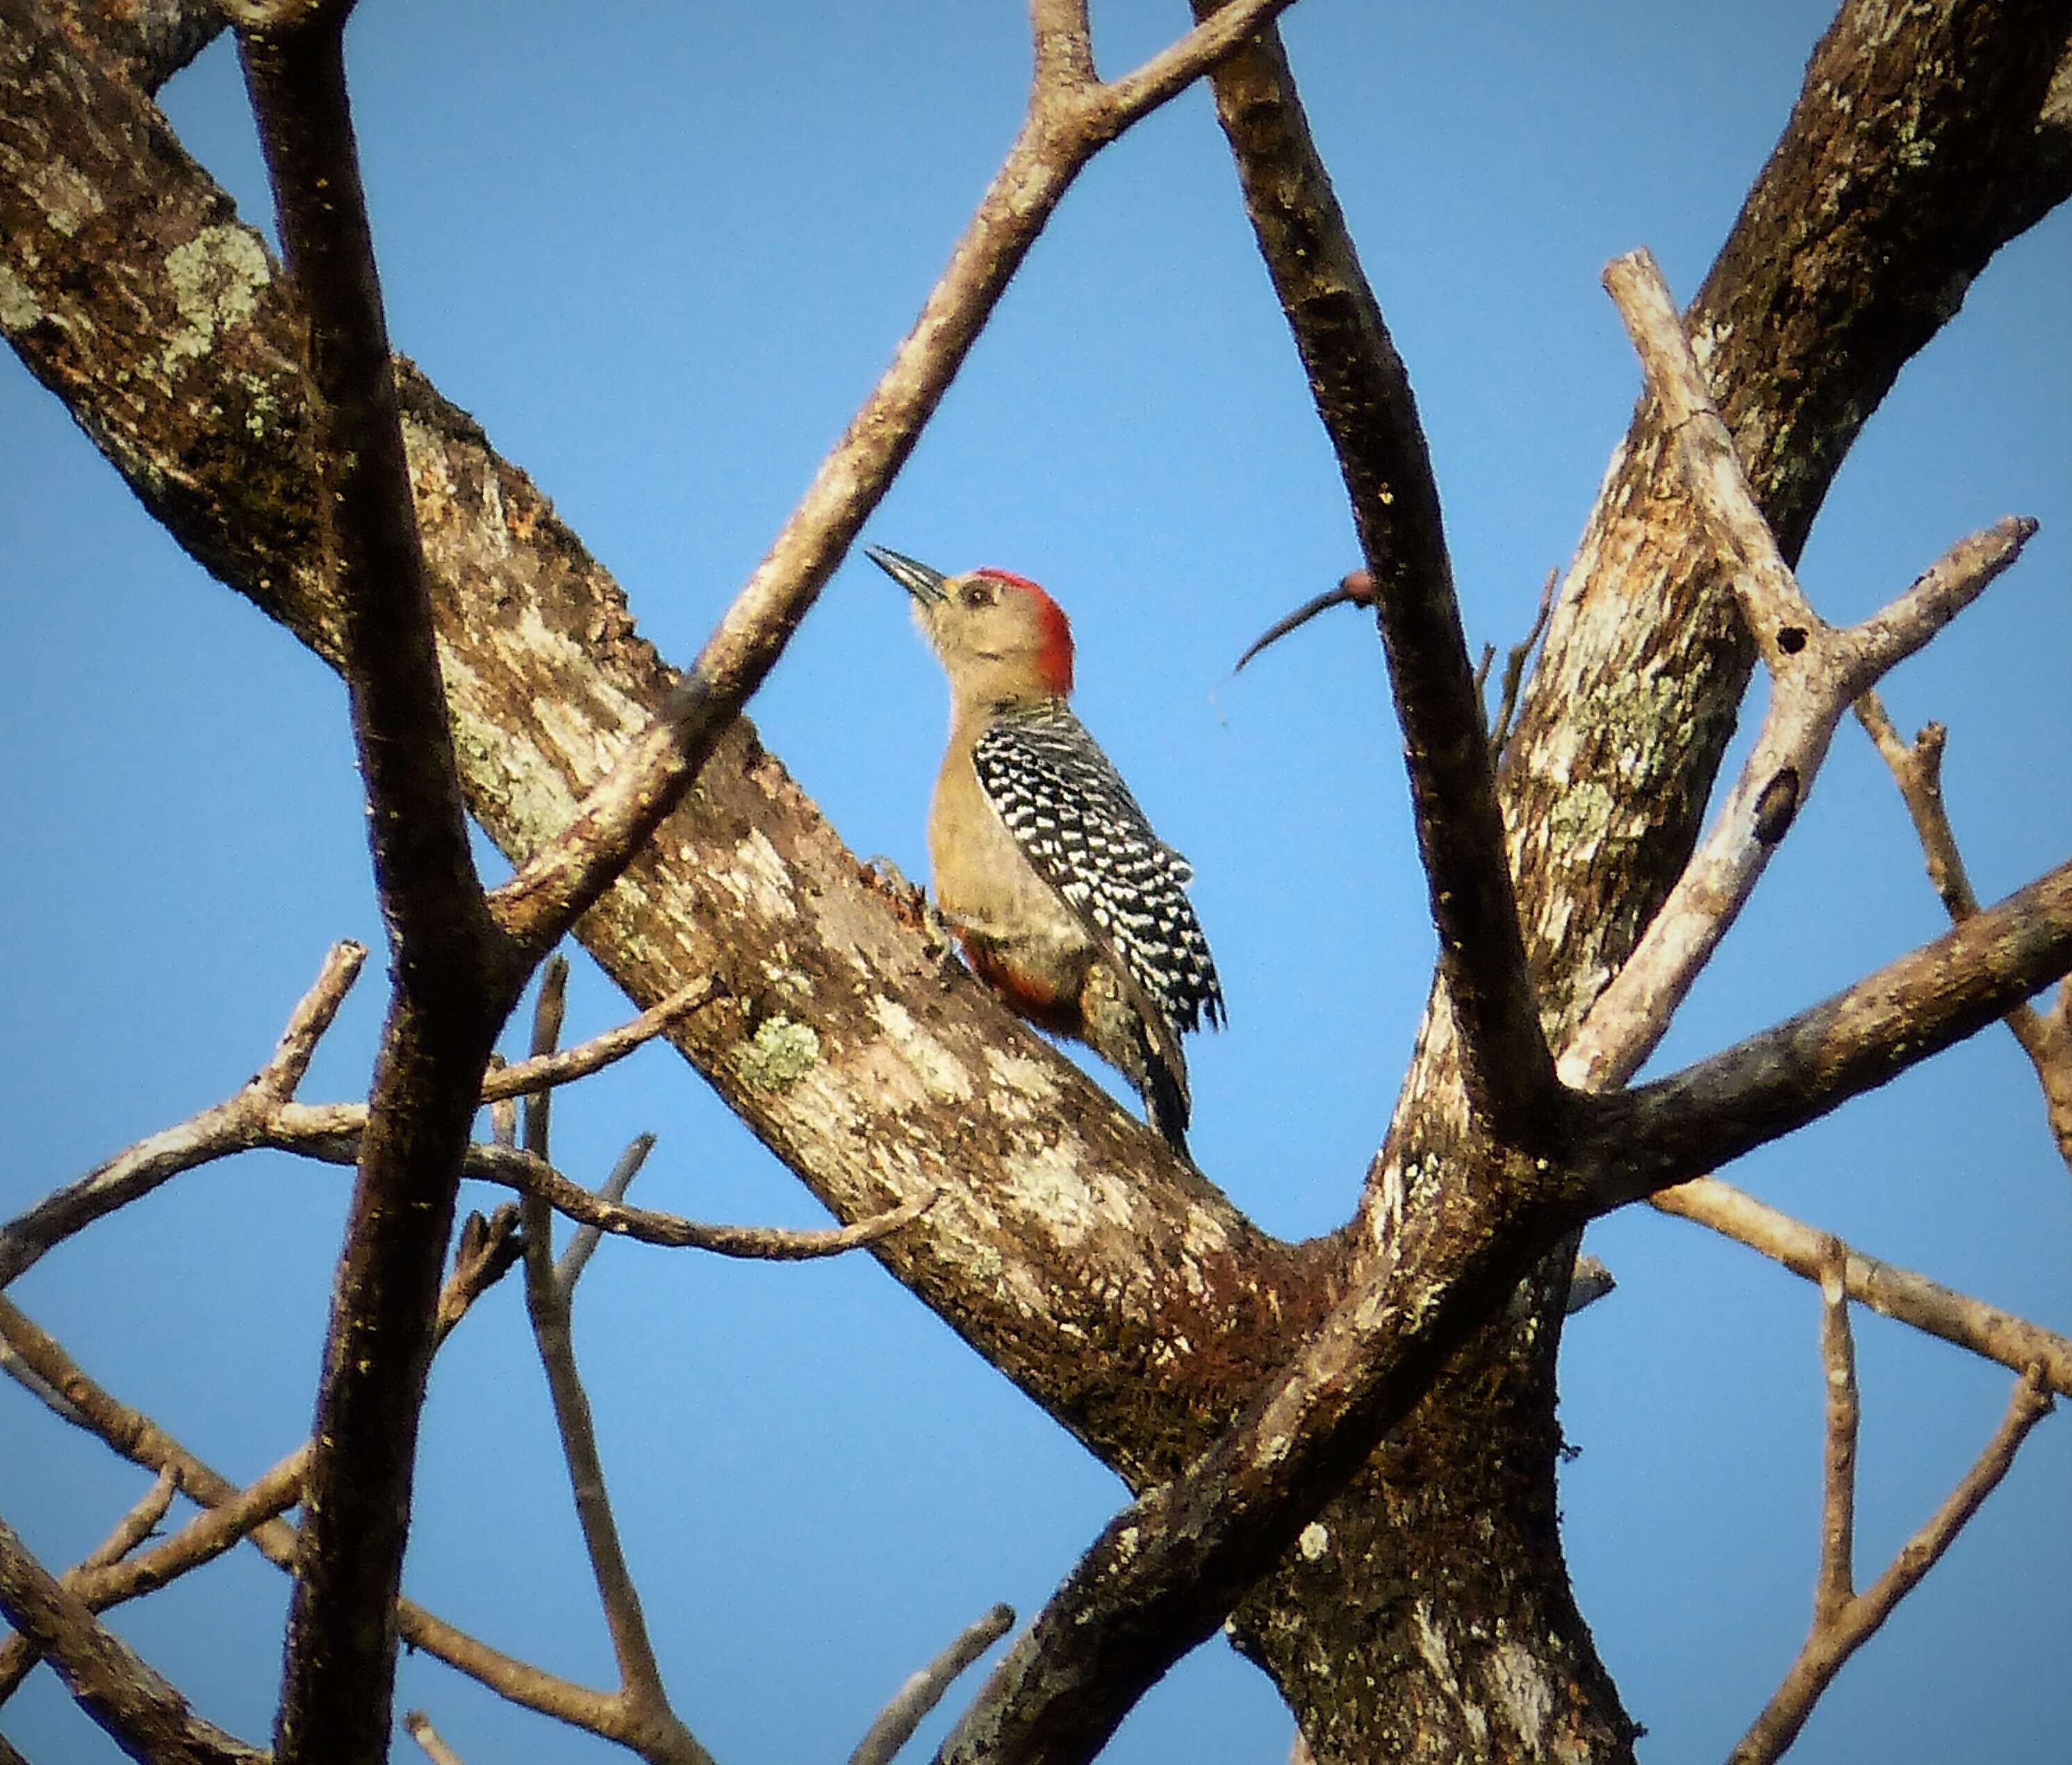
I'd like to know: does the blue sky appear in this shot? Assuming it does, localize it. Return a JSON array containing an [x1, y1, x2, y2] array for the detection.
[[3, 3, 2067, 1760]]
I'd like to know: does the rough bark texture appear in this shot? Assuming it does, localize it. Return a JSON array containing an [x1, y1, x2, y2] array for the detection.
[[4, 0, 2069, 1757]]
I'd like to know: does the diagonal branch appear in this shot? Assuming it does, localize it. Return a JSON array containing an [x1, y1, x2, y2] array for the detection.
[[1596, 861, 2072, 1206], [1857, 698, 2072, 1172], [1650, 1177, 2072, 1395], [1191, 6, 1561, 1147], [1727, 1368, 2055, 1765], [0, 1512, 268, 1765], [0, 1297, 675, 1743]]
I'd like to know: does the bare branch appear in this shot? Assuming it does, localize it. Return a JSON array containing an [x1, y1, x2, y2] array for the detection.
[[1231, 570, 1373, 673], [229, 6, 529, 1749], [1857, 697, 2072, 1171], [1650, 1178, 2072, 1396], [1487, 570, 1556, 765], [555, 1135, 657, 1295], [0, 1512, 268, 1765], [1561, 251, 2035, 1092], [463, 1147, 940, 1260], [849, 1602, 1015, 1765], [0, 1299, 643, 1736], [432, 1205, 525, 1347], [1194, 9, 1562, 1147], [511, 969, 712, 1764], [402, 1711, 466, 1765], [0, 943, 368, 1292], [1727, 1370, 2055, 1765], [81, 1467, 180, 1573], [1596, 861, 2072, 1205], [1814, 1242, 1857, 1627], [483, 976, 724, 1103]]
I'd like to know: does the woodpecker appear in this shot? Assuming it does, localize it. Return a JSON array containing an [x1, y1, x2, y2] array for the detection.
[[867, 545, 1224, 1155]]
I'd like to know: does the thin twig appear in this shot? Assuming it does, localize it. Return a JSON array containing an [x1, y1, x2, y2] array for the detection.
[[402, 1711, 466, 1765], [556, 1135, 657, 1295], [80, 1467, 179, 1572], [848, 1602, 1016, 1765], [484, 975, 723, 1103], [515, 987, 714, 1765], [1648, 1178, 2072, 1395], [1727, 1369, 2055, 1765], [1856, 695, 2072, 1172], [1813, 1241, 1857, 1627], [432, 1205, 525, 1347], [0, 942, 366, 1291], [1488, 569, 1556, 765], [0, 1297, 637, 1742]]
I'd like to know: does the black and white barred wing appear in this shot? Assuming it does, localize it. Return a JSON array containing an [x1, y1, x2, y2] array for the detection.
[[971, 704, 1226, 1037]]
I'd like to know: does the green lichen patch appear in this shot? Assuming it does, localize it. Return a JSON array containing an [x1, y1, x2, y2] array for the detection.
[[163, 225, 272, 375], [741, 1015, 819, 1090]]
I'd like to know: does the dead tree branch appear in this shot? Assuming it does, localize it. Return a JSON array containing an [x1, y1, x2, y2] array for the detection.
[[1190, 3, 1562, 1149], [1856, 698, 2072, 1171], [849, 1602, 1016, 1765], [486, 0, 1302, 953], [513, 974, 716, 1765], [1649, 1177, 2072, 1395], [1727, 1364, 2054, 1765], [0, 1513, 268, 1764], [1597, 860, 2072, 1204]]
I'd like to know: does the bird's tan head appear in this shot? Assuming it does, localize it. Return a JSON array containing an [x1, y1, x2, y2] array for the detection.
[[866, 546, 1074, 707]]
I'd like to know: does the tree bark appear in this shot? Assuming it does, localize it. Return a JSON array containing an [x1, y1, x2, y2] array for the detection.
[[3, 0, 2068, 1756]]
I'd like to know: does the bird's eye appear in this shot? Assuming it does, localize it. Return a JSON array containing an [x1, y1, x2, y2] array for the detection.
[[962, 584, 993, 608]]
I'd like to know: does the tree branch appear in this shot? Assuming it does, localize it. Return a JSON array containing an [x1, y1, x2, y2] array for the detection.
[[513, 977, 714, 1765], [1727, 1369, 2055, 1765], [850, 1602, 1015, 1765], [1857, 698, 2072, 1172], [0, 1513, 268, 1764], [1558, 251, 2035, 1092], [1649, 1177, 2072, 1395], [226, 5, 527, 1754], [1191, 5, 1561, 1147], [1813, 1242, 1858, 1628], [1596, 862, 2072, 1205], [0, 1297, 645, 1744], [484, 0, 1303, 957]]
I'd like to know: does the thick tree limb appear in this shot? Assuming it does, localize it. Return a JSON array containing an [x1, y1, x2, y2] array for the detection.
[[1191, 4, 1561, 1149], [0, 1513, 269, 1764], [1599, 862, 2072, 1204]]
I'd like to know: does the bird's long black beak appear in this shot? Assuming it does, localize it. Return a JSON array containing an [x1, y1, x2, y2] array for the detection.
[[865, 545, 948, 605]]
